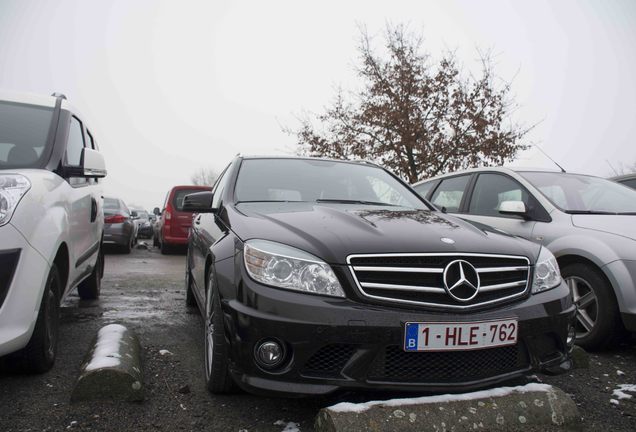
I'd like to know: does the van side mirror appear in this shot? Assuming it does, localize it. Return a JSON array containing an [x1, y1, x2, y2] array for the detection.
[[81, 148, 107, 178], [182, 191, 215, 213], [153, 207, 161, 216], [498, 200, 529, 219]]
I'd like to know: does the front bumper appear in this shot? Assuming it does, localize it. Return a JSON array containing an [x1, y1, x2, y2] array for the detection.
[[223, 270, 575, 397], [0, 224, 51, 357]]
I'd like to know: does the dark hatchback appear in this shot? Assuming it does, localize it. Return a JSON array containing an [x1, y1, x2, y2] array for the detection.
[[184, 156, 575, 397]]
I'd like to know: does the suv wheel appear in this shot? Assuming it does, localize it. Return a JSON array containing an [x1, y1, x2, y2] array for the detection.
[[204, 271, 235, 394], [18, 265, 61, 373], [562, 263, 622, 350], [78, 249, 103, 300]]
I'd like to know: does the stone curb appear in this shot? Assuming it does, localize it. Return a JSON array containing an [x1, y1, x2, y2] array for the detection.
[[315, 384, 581, 431], [71, 324, 144, 402]]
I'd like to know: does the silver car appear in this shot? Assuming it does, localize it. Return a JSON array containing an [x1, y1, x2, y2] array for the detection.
[[413, 167, 636, 350]]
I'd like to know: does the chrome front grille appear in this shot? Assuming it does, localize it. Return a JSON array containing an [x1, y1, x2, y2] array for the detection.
[[347, 253, 531, 310]]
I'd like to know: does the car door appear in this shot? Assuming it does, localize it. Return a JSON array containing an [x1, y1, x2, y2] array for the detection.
[[191, 166, 231, 297], [64, 116, 97, 289], [461, 172, 547, 240]]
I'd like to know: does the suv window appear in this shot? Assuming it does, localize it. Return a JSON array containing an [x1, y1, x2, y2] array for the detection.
[[66, 117, 85, 166], [430, 175, 471, 212], [468, 173, 530, 217]]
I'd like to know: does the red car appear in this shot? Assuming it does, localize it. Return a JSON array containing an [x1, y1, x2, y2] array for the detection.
[[153, 185, 212, 254]]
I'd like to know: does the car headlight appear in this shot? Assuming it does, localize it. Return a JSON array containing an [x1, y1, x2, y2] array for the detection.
[[532, 247, 561, 294], [244, 239, 345, 297], [0, 175, 31, 227]]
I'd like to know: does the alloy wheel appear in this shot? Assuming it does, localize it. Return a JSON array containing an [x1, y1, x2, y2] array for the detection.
[[566, 276, 598, 338]]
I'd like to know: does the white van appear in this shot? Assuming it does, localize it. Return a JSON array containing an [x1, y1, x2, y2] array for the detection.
[[0, 91, 107, 372]]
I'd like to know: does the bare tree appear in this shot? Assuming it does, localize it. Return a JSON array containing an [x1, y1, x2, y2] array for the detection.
[[608, 160, 636, 177], [288, 25, 531, 183], [191, 167, 218, 186]]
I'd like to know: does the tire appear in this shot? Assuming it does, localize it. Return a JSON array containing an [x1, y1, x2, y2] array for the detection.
[[185, 255, 197, 307], [160, 241, 171, 255], [562, 263, 623, 350], [153, 235, 159, 248], [204, 270, 235, 394], [17, 265, 61, 373], [122, 235, 133, 254], [78, 249, 103, 300]]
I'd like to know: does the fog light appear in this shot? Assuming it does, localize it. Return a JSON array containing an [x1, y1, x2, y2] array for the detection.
[[566, 325, 576, 350], [255, 340, 285, 369]]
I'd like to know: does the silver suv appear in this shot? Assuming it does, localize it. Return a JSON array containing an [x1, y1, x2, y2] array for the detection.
[[413, 167, 636, 350]]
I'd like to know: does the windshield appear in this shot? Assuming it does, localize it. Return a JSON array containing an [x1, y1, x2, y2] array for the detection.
[[0, 101, 54, 169], [521, 171, 636, 214], [234, 159, 429, 209]]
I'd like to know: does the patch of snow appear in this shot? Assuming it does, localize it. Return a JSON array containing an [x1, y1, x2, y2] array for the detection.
[[85, 324, 127, 371], [610, 399, 620, 406], [274, 420, 300, 432], [617, 370, 625, 376], [159, 349, 173, 356], [328, 383, 554, 413], [612, 384, 636, 400]]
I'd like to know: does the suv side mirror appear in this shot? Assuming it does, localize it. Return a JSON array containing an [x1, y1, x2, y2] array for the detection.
[[182, 191, 215, 213], [153, 207, 161, 216], [81, 148, 107, 178], [498, 200, 529, 219]]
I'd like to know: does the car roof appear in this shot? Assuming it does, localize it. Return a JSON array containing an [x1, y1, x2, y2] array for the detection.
[[239, 155, 379, 167], [412, 166, 587, 186], [610, 173, 636, 181], [0, 90, 57, 108]]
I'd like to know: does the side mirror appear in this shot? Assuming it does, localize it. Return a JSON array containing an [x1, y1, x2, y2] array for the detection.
[[498, 200, 529, 219], [153, 207, 161, 216], [182, 191, 215, 213], [130, 210, 138, 219], [81, 148, 107, 178]]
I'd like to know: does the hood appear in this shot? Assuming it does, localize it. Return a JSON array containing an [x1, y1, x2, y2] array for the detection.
[[572, 215, 636, 241], [228, 203, 540, 264]]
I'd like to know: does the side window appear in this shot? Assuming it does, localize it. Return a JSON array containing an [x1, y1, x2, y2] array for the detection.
[[430, 175, 471, 212], [66, 116, 85, 166], [468, 173, 529, 217], [413, 180, 439, 199], [621, 179, 636, 190], [86, 130, 96, 150], [212, 165, 231, 208]]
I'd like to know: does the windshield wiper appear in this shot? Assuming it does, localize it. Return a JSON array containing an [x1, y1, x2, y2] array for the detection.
[[565, 210, 618, 215], [315, 199, 397, 206]]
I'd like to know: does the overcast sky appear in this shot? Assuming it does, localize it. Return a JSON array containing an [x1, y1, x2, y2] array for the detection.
[[1, 0, 635, 210]]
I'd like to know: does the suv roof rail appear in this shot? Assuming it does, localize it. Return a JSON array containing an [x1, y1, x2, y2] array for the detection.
[[51, 92, 67, 100]]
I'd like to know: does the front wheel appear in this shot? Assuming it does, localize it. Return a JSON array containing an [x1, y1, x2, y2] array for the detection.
[[204, 271, 235, 394], [17, 264, 61, 373], [562, 263, 622, 350]]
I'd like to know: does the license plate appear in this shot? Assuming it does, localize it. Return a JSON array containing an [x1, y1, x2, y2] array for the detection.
[[404, 319, 518, 352]]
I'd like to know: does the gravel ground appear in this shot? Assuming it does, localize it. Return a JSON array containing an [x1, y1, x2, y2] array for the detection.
[[1, 241, 635, 431]]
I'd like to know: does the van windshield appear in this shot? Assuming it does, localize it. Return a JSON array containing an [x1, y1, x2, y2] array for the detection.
[[0, 101, 54, 169]]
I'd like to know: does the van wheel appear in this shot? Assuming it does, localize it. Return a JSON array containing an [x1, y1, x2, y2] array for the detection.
[[78, 249, 103, 300], [562, 263, 622, 350], [18, 265, 61, 373], [160, 242, 171, 255]]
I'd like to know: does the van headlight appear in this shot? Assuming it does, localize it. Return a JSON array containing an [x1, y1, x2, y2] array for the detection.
[[0, 175, 31, 227], [244, 239, 345, 297], [532, 247, 561, 294]]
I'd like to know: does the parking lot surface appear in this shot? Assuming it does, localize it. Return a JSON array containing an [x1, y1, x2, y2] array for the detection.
[[1, 243, 635, 431]]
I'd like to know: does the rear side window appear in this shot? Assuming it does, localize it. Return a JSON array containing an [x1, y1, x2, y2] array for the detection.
[[430, 175, 471, 212], [173, 189, 208, 211], [66, 117, 85, 166]]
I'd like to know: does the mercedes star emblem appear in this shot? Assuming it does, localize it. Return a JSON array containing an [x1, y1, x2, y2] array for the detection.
[[443, 259, 481, 302]]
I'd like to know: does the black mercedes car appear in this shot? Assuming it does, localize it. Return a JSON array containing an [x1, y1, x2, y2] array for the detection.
[[183, 156, 575, 396]]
